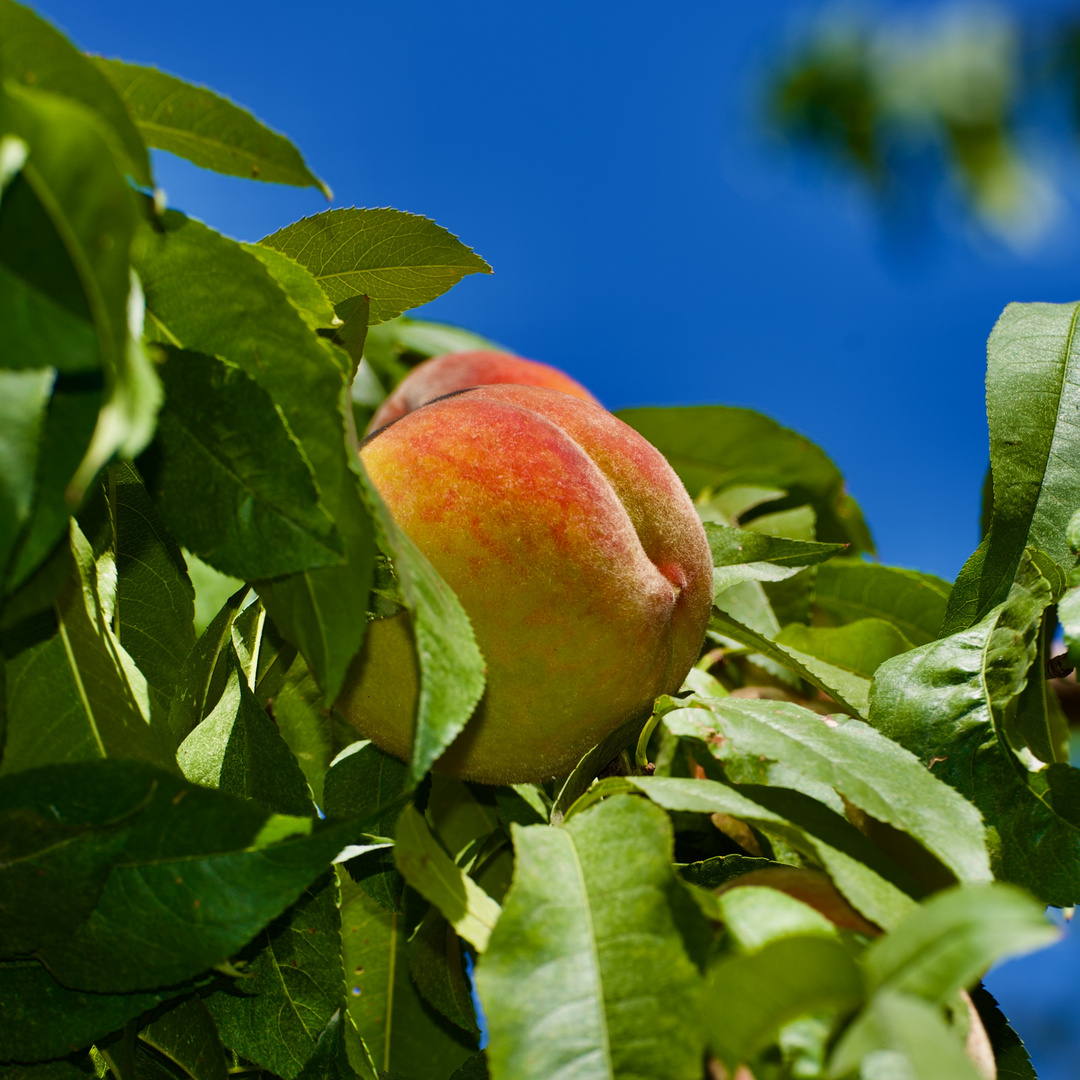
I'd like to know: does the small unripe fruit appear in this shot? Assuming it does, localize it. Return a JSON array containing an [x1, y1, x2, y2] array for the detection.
[[366, 349, 600, 433], [339, 384, 713, 784]]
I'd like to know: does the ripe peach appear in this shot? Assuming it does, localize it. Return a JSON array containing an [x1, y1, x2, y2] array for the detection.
[[366, 349, 600, 433], [339, 384, 713, 784]]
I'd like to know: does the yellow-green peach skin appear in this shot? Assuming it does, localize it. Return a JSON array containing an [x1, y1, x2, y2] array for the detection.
[[338, 383, 714, 784]]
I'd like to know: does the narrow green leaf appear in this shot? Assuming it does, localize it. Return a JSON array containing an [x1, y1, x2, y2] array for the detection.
[[705, 521, 845, 569], [678, 854, 776, 890], [709, 605, 871, 717], [616, 405, 873, 551], [669, 696, 990, 885], [775, 618, 913, 679], [0, 0, 151, 184], [358, 470, 486, 784], [549, 713, 644, 826], [394, 804, 501, 952], [339, 870, 478, 1079], [0, 960, 179, 1062], [262, 208, 492, 325], [140, 997, 228, 1080], [177, 648, 315, 817], [476, 795, 706, 1080], [707, 935, 863, 1067], [94, 58, 328, 196], [146, 346, 344, 580], [273, 654, 334, 805], [944, 302, 1080, 633], [813, 560, 950, 646], [243, 243, 337, 329], [0, 759, 366, 992], [206, 873, 344, 1079], [864, 883, 1057, 1003], [408, 906, 480, 1036]]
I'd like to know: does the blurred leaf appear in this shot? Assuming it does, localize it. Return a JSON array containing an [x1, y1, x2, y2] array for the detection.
[[184, 550, 243, 638], [0, 1057, 98, 1080], [447, 1054, 489, 1080], [628, 776, 917, 929], [146, 346, 343, 580], [775, 618, 913, 679], [177, 648, 315, 817], [707, 935, 863, 1067], [669, 696, 990, 885], [715, 884, 837, 951], [140, 997, 228, 1080], [358, 471, 486, 785], [0, 1, 151, 184], [870, 551, 1080, 904], [710, 605, 871, 717], [323, 740, 409, 911], [408, 907, 480, 1036], [339, 871, 478, 1079], [261, 208, 491, 325], [705, 521, 844, 569], [243, 243, 337, 329], [0, 759, 365, 992], [864, 884, 1057, 1003], [829, 991, 983, 1080], [167, 584, 248, 745], [133, 209, 376, 701], [476, 795, 706, 1080], [394, 804, 501, 952], [1063, 577, 1080, 669], [206, 873, 343, 1079], [617, 405, 873, 551], [0, 367, 54, 577], [0, 959, 179, 1062], [945, 303, 1080, 633], [94, 58, 328, 196], [2, 523, 173, 776]]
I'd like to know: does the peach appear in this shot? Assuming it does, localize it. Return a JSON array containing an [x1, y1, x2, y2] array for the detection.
[[366, 349, 600, 433], [338, 384, 713, 784]]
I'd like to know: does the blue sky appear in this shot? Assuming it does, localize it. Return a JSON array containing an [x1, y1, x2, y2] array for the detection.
[[35, 1, 1080, 1073]]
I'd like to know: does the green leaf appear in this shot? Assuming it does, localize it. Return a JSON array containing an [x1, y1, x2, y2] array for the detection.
[[447, 1054, 489, 1080], [139, 997, 228, 1080], [0, 960, 180, 1062], [2, 523, 174, 776], [705, 521, 845, 569], [177, 647, 315, 817], [628, 776, 917, 929], [358, 471, 486, 785], [715, 884, 838, 951], [273, 655, 334, 806], [813, 560, 951, 646], [616, 405, 873, 551], [93, 58, 328, 196], [1059, 572, 1080, 669], [133, 209, 376, 701], [869, 550, 1080, 903], [408, 907, 480, 1036], [146, 346, 344, 580], [261, 208, 492, 325], [864, 883, 1057, 1003], [944, 302, 1080, 633], [774, 619, 913, 679], [706, 935, 863, 1067], [393, 804, 501, 952], [0, 1057, 98, 1080], [549, 713, 644, 826], [829, 991, 983, 1080], [969, 986, 1038, 1080], [0, 1, 151, 185], [339, 871, 478, 1079], [670, 696, 990, 885], [243, 243, 337, 330], [205, 873, 344, 1079], [678, 853, 776, 890], [475, 795, 706, 1080], [709, 605, 871, 717], [295, 1009, 377, 1080], [0, 367, 54, 577], [0, 759, 366, 992]]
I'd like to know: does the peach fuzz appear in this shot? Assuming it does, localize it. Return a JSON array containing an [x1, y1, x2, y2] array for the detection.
[[338, 383, 713, 784], [366, 349, 600, 433]]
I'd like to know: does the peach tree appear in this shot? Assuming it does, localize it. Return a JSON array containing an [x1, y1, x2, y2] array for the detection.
[[0, 4, 1076, 1078]]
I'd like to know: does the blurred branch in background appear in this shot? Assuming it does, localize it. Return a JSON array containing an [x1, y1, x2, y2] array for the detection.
[[766, 4, 1080, 251]]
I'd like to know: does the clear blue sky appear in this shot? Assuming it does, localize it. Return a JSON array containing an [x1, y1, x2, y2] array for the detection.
[[34, 1, 1080, 1073]]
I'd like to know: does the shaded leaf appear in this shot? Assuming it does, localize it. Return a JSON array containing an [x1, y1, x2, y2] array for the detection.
[[262, 208, 491, 325], [944, 302, 1080, 633], [394, 804, 501, 952], [273, 654, 334, 806], [140, 997, 228, 1080], [775, 618, 913, 679], [94, 58, 328, 196], [549, 714, 644, 826], [969, 986, 1038, 1080], [294, 1009, 377, 1080], [244, 243, 337, 330], [408, 907, 480, 1036], [147, 346, 343, 580], [476, 795, 706, 1080]]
